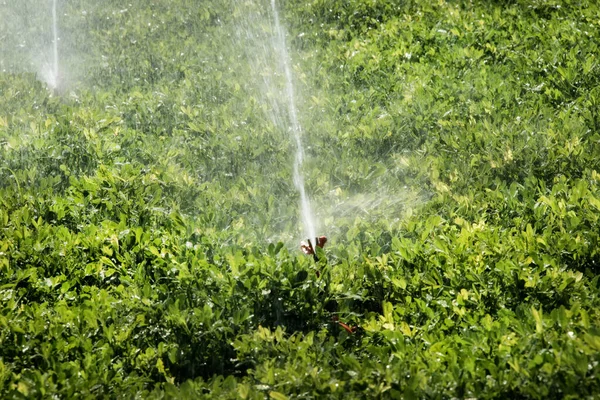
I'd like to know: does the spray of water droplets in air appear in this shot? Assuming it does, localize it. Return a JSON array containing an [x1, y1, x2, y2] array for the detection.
[[40, 0, 60, 90], [268, 0, 317, 242], [236, 0, 318, 243]]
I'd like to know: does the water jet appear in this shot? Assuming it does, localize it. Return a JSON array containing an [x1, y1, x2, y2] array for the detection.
[[41, 0, 60, 92], [268, 0, 318, 243]]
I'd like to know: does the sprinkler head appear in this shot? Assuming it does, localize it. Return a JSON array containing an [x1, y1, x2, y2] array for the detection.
[[300, 240, 314, 255], [316, 236, 327, 248], [300, 236, 327, 256]]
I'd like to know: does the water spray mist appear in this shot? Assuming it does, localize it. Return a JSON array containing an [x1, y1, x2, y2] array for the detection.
[[269, 0, 318, 243], [52, 0, 59, 88]]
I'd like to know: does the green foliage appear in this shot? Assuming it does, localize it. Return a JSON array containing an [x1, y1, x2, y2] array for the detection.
[[1, 0, 600, 398]]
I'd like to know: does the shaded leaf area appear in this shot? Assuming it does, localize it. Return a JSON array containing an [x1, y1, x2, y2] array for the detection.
[[1, 0, 600, 398]]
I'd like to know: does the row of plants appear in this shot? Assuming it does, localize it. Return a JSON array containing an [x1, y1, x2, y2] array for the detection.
[[1, 0, 599, 398]]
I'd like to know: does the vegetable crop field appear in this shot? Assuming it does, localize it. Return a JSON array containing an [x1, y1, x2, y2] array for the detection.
[[1, 0, 600, 398]]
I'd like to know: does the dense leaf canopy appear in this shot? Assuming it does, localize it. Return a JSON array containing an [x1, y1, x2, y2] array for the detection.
[[1, 0, 600, 398]]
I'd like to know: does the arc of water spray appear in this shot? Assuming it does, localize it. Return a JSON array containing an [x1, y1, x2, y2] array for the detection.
[[52, 0, 58, 83], [46, 0, 60, 90], [269, 0, 317, 242]]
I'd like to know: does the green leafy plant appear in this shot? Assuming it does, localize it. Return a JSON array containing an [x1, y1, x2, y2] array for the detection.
[[1, 0, 600, 398]]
